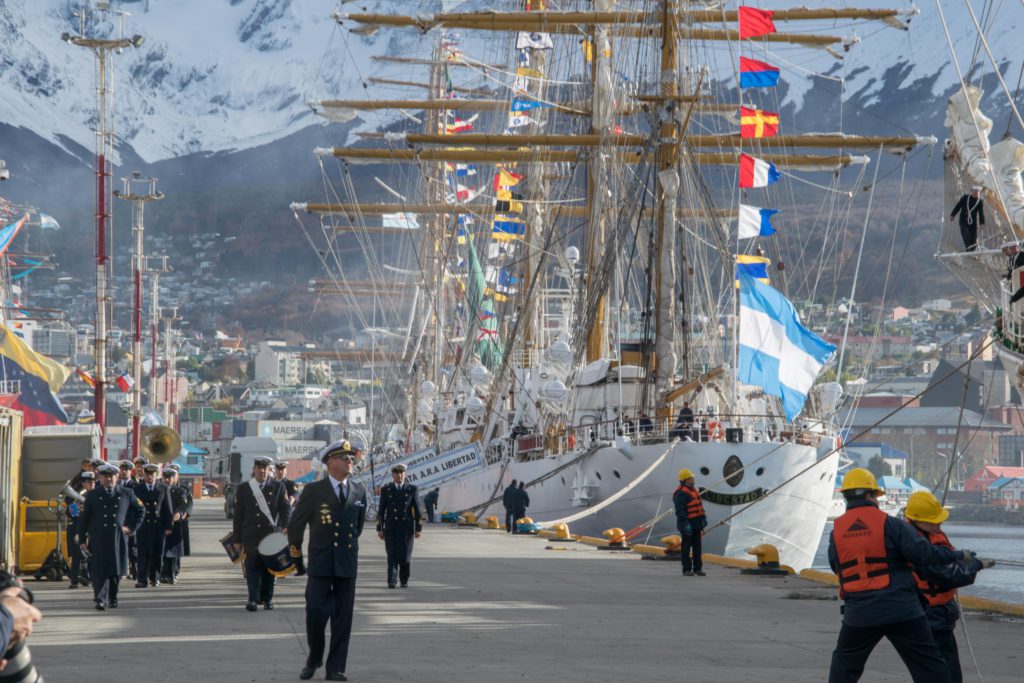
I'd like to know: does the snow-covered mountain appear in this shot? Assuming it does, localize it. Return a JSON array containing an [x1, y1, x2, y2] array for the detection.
[[0, 1, 1021, 164]]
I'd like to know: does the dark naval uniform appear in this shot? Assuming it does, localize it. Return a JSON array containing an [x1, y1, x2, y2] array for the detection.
[[233, 478, 291, 607], [124, 474, 143, 579], [376, 481, 422, 587], [134, 481, 174, 586], [288, 477, 368, 677], [65, 490, 89, 587], [162, 482, 194, 582], [78, 484, 143, 608]]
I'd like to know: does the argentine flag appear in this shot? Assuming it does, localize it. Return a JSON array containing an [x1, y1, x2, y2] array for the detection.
[[738, 274, 836, 421]]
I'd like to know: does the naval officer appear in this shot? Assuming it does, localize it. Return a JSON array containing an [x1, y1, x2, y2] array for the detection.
[[288, 440, 368, 682], [78, 463, 143, 610], [233, 455, 291, 611], [133, 463, 174, 587], [376, 463, 422, 588]]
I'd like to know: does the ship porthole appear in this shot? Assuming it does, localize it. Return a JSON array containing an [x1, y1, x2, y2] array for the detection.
[[613, 470, 621, 479], [595, 471, 602, 480], [699, 466, 710, 476], [756, 467, 765, 476]]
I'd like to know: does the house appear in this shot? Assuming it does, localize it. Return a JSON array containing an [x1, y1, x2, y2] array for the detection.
[[987, 477, 1024, 506], [843, 441, 907, 479], [878, 476, 912, 506], [964, 465, 1024, 492]]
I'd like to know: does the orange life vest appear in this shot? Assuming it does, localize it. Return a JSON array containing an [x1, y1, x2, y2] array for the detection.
[[833, 505, 891, 598], [675, 484, 705, 519], [913, 529, 958, 607]]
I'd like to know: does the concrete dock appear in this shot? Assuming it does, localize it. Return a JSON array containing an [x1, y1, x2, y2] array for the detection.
[[23, 499, 1024, 682]]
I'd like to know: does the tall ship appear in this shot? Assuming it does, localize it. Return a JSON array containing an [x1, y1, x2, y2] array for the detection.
[[293, 3, 933, 570]]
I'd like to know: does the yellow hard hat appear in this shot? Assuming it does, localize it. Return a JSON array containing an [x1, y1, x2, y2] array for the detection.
[[678, 468, 695, 481], [904, 491, 950, 524], [839, 468, 883, 494]]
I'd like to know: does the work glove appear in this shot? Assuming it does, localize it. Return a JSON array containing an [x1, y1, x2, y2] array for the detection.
[[979, 558, 997, 569], [700, 518, 708, 530]]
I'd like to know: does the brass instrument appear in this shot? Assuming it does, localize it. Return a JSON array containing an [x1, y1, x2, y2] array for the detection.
[[141, 425, 182, 464]]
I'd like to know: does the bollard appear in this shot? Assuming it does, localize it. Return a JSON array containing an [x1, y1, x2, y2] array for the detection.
[[538, 522, 576, 542], [478, 515, 501, 530], [740, 543, 792, 576]]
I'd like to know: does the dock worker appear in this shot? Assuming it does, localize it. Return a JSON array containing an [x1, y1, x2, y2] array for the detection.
[[502, 479, 518, 533], [827, 468, 975, 683], [232, 454, 291, 612], [78, 463, 143, 610], [66, 471, 96, 589], [377, 463, 423, 589], [511, 481, 530, 533], [950, 185, 985, 251], [423, 487, 440, 523], [904, 490, 994, 683], [161, 467, 193, 584], [134, 463, 174, 588], [288, 440, 368, 682], [673, 469, 707, 576]]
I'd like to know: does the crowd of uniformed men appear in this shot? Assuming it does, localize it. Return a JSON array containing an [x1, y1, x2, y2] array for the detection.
[[66, 455, 194, 609]]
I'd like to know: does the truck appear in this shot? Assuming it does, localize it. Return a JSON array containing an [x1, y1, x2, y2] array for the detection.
[[216, 437, 279, 519]]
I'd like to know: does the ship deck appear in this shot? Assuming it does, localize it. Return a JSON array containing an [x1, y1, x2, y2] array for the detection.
[[25, 499, 1023, 682]]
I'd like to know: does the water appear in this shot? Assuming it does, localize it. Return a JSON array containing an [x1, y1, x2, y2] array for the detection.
[[812, 522, 1024, 604]]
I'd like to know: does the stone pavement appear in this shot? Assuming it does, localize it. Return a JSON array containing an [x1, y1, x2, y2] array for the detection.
[[22, 499, 1024, 682]]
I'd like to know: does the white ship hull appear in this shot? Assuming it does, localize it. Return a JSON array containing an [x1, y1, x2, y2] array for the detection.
[[431, 437, 838, 571]]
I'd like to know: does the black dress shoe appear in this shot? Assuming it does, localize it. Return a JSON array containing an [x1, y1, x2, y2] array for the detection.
[[400, 583, 408, 588], [245, 601, 258, 612], [387, 583, 396, 589], [109, 599, 118, 608], [135, 582, 147, 588], [694, 570, 706, 576], [151, 580, 160, 587], [263, 602, 274, 610], [68, 583, 79, 589], [325, 673, 348, 681], [299, 665, 317, 680], [95, 602, 106, 611]]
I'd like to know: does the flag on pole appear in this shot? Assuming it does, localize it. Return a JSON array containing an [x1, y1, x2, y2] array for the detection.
[[740, 107, 780, 138], [115, 372, 134, 392], [735, 254, 771, 286], [738, 153, 781, 188], [737, 273, 836, 420], [507, 113, 537, 129], [38, 213, 61, 230], [0, 326, 70, 426], [516, 32, 554, 50], [739, 57, 780, 88], [494, 167, 524, 190], [510, 98, 551, 112], [738, 6, 776, 39], [76, 367, 96, 388], [738, 204, 779, 239]]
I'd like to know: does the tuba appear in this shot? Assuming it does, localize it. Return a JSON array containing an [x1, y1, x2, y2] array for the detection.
[[141, 425, 182, 464]]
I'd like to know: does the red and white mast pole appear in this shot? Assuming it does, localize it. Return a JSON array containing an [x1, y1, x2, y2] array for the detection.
[[62, 4, 144, 458]]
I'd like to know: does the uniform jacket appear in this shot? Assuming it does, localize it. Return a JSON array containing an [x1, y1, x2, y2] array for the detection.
[[233, 478, 291, 552], [134, 481, 174, 545], [288, 477, 367, 579], [78, 484, 144, 576], [376, 482, 423, 537], [912, 526, 983, 632], [510, 487, 530, 515], [828, 499, 963, 627], [423, 490, 439, 509], [165, 483, 194, 558], [502, 484, 517, 510]]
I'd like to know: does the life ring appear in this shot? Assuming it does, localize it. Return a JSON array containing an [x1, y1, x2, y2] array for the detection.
[[708, 421, 724, 442]]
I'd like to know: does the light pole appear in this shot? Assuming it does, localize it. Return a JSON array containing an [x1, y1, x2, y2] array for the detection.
[[113, 173, 163, 459], [62, 4, 144, 456]]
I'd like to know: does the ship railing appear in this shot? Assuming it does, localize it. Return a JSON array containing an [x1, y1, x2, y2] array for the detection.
[[534, 412, 830, 457]]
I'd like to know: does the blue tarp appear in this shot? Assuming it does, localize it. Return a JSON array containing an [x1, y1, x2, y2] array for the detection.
[[878, 476, 911, 491], [903, 477, 930, 492]]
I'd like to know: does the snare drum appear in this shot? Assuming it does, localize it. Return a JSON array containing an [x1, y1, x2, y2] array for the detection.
[[257, 531, 296, 577]]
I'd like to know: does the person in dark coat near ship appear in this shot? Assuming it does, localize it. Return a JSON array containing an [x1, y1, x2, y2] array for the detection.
[[502, 479, 518, 533], [66, 471, 95, 589], [827, 469, 974, 683], [133, 463, 174, 588], [376, 463, 422, 589], [673, 468, 707, 576], [950, 185, 986, 251], [233, 455, 291, 612], [161, 468, 193, 584], [125, 457, 146, 580], [511, 481, 529, 533], [78, 463, 143, 610], [423, 487, 440, 523], [288, 440, 368, 682], [903, 491, 992, 683]]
